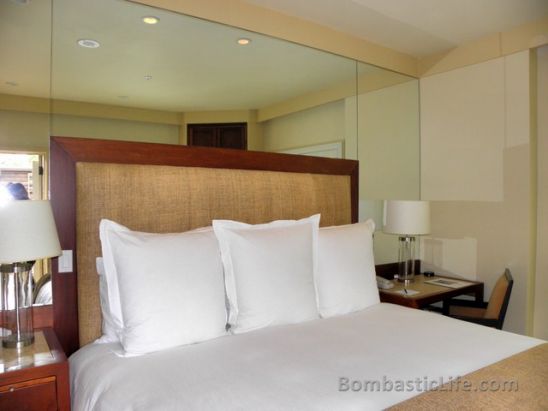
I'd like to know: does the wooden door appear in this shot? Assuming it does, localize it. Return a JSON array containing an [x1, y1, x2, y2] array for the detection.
[[187, 123, 247, 150]]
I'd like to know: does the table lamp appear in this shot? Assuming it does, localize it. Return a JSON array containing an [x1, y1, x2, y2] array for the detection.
[[383, 200, 430, 284], [0, 200, 61, 348]]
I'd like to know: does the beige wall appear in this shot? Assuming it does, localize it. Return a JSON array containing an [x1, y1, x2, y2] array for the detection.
[[346, 80, 420, 264], [0, 95, 183, 150], [261, 100, 345, 153], [51, 114, 179, 145], [534, 45, 548, 340], [0, 109, 179, 152], [421, 58, 506, 202], [420, 51, 533, 334], [355, 81, 420, 202], [0, 110, 50, 151]]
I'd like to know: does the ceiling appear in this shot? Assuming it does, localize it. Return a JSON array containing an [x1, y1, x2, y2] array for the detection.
[[245, 0, 548, 57]]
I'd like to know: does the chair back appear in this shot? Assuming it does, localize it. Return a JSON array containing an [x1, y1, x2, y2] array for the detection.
[[33, 272, 51, 303], [485, 269, 513, 329]]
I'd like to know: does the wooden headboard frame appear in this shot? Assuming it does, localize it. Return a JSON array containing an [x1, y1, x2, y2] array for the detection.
[[49, 136, 359, 355]]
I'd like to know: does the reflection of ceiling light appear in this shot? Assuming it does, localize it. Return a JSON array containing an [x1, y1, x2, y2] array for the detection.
[[142, 16, 159, 25], [118, 95, 129, 100], [144, 75, 152, 80], [10, 0, 31, 5], [5, 81, 18, 87], [77, 39, 100, 49], [237, 38, 251, 45]]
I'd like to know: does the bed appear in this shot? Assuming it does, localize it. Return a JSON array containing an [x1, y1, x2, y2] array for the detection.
[[49, 137, 546, 410]]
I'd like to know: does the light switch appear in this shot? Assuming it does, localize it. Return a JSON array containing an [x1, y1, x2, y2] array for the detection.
[[58, 250, 73, 273]]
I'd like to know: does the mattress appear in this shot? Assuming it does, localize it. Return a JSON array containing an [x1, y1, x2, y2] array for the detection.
[[69, 303, 542, 411]]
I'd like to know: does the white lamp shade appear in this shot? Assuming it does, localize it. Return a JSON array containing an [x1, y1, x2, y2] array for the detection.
[[0, 200, 61, 264], [383, 200, 430, 236]]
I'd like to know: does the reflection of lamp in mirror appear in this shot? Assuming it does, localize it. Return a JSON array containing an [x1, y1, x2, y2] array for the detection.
[[383, 200, 430, 284], [0, 200, 61, 348]]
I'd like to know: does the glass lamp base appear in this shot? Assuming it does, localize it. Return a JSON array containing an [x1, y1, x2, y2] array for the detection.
[[2, 333, 35, 349], [397, 277, 415, 284], [1, 262, 35, 349], [397, 236, 416, 283]]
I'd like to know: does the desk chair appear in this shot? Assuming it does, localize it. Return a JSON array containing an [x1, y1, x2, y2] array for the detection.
[[443, 269, 513, 330]]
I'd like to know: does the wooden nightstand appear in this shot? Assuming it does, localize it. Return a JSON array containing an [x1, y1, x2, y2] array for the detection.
[[0, 328, 69, 411]]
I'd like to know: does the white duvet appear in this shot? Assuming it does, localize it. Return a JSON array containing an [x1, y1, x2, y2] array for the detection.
[[70, 303, 542, 411]]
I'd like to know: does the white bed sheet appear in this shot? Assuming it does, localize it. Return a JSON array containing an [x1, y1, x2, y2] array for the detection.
[[70, 303, 542, 411]]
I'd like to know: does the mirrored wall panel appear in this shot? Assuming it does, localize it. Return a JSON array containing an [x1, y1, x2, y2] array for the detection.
[[0, 0, 53, 305], [49, 0, 359, 154], [0, 0, 51, 151], [0, 0, 421, 305], [354, 62, 420, 263]]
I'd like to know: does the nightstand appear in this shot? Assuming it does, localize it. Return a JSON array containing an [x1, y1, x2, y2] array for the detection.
[[0, 328, 69, 411]]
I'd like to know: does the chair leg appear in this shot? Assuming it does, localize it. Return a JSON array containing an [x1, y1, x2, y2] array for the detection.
[[442, 300, 450, 315]]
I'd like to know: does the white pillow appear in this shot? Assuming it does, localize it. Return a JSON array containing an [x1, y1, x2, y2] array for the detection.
[[99, 219, 227, 355], [213, 215, 320, 334], [99, 220, 129, 342], [95, 257, 119, 344], [316, 220, 379, 318]]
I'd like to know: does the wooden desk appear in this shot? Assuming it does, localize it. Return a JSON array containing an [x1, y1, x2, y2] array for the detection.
[[379, 274, 484, 309]]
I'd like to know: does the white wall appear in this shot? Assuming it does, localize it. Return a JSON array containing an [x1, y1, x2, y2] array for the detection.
[[420, 51, 532, 334], [534, 45, 548, 340]]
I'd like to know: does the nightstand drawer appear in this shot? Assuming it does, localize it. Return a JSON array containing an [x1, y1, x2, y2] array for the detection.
[[0, 376, 57, 411]]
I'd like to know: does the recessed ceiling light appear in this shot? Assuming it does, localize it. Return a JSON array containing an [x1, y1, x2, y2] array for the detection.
[[77, 39, 100, 49], [5, 81, 18, 87], [144, 75, 152, 80], [237, 38, 251, 45], [118, 95, 129, 100], [142, 16, 159, 25]]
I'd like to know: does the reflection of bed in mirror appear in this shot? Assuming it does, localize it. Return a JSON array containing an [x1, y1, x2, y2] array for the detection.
[[49, 137, 546, 410]]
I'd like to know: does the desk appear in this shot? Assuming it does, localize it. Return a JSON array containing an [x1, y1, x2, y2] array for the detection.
[[379, 274, 484, 309]]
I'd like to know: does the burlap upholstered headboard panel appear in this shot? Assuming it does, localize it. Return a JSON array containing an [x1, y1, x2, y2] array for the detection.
[[50, 137, 358, 355]]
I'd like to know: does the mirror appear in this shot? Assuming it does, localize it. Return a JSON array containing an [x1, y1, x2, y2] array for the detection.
[[354, 62, 420, 263], [0, 0, 53, 306], [0, 0, 420, 305], [0, 0, 51, 151], [49, 0, 359, 152]]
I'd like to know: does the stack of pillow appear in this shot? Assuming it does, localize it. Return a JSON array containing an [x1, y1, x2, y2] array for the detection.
[[97, 214, 378, 355]]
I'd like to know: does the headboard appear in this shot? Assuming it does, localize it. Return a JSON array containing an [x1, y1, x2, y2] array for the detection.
[[49, 137, 359, 355]]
